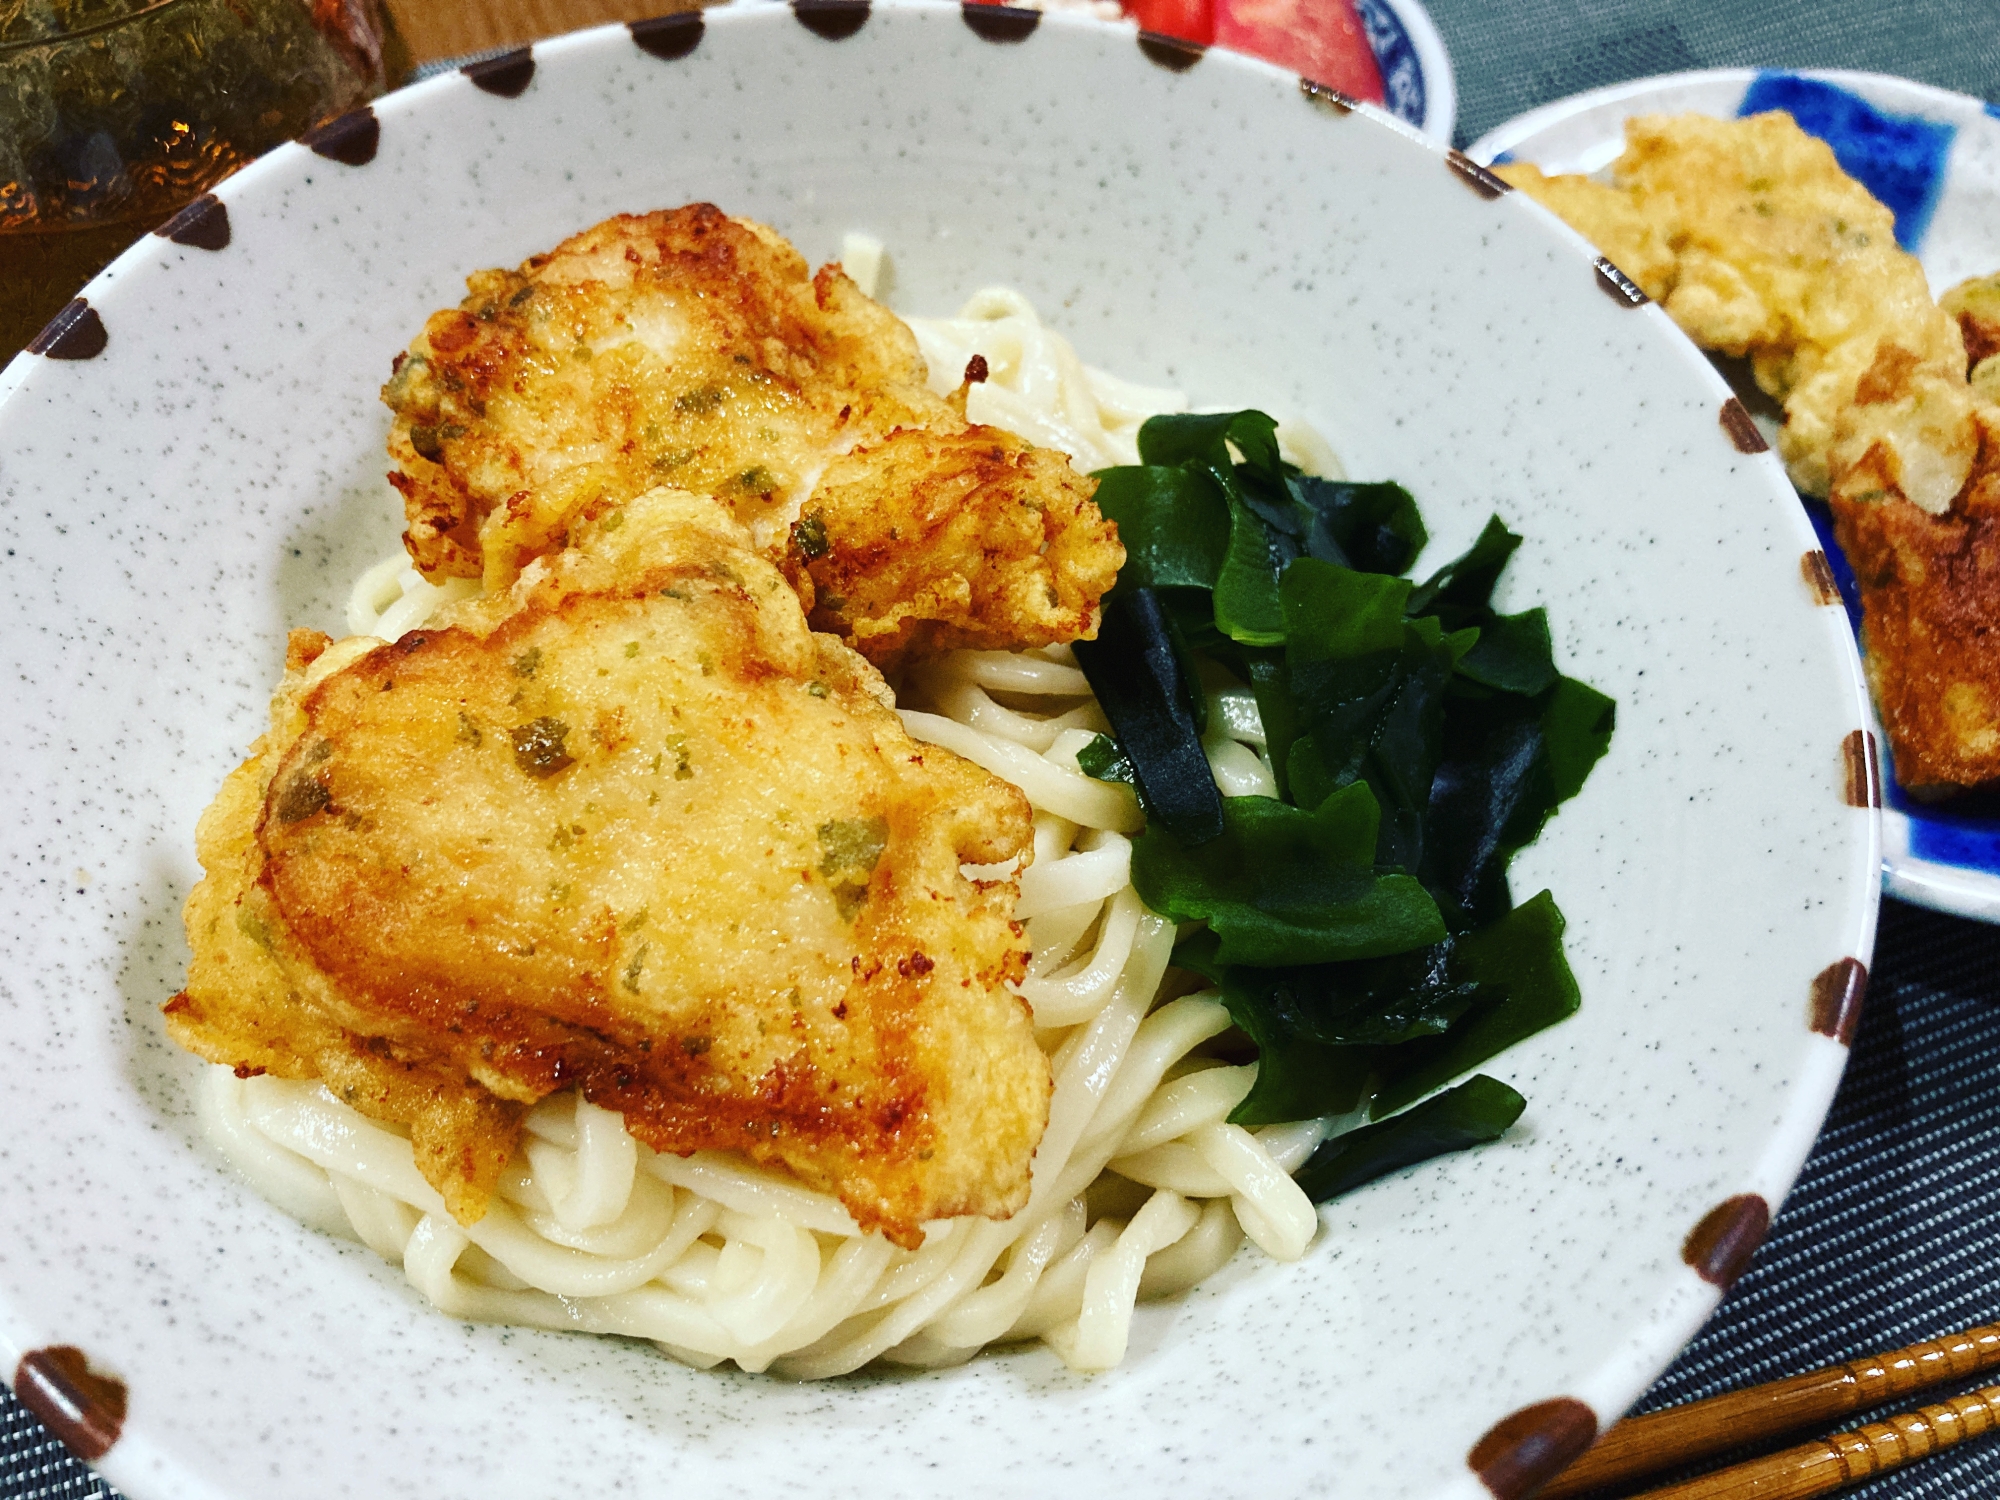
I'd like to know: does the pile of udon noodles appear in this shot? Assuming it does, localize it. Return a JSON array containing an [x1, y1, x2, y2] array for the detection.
[[201, 268, 1346, 1378]]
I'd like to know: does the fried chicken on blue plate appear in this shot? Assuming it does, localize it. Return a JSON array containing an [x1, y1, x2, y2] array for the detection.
[[1499, 111, 1977, 512]]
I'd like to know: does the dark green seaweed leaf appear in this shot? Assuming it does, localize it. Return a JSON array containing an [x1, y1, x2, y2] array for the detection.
[[1137, 408, 1284, 482], [1073, 590, 1222, 845], [1543, 676, 1617, 804], [1369, 890, 1579, 1116], [1419, 673, 1612, 932], [1133, 785, 1445, 966], [1281, 561, 1473, 871], [1294, 1075, 1526, 1203], [1077, 733, 1137, 789], [1134, 411, 1294, 650], [1175, 931, 1376, 1125], [1159, 589, 1229, 655], [1235, 464, 1307, 546], [1220, 942, 1483, 1049], [1291, 476, 1427, 576], [1405, 515, 1522, 629], [1421, 689, 1545, 930], [1092, 465, 1230, 597], [1239, 648, 1300, 801], [1455, 608, 1558, 696], [1283, 733, 1341, 811], [1281, 556, 1410, 666], [1212, 497, 1290, 646]]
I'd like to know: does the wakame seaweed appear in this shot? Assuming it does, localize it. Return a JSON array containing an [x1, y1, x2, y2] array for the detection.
[[1073, 591, 1224, 845], [1291, 1075, 1527, 1203], [1078, 411, 1612, 1202]]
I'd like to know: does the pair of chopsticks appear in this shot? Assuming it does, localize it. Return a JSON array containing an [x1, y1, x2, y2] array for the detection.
[[1539, 1323, 2000, 1498]]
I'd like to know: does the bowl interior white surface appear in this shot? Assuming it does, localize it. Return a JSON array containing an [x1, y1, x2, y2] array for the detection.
[[1468, 67, 2000, 925], [0, 9, 1878, 1499]]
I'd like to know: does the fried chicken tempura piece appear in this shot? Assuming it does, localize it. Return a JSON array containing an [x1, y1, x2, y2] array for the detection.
[[783, 423, 1118, 665], [1498, 113, 1978, 512], [382, 204, 1121, 668], [167, 486, 1048, 1245], [1943, 271, 2000, 405], [1829, 405, 2000, 789], [167, 628, 524, 1223], [1824, 276, 2000, 789]]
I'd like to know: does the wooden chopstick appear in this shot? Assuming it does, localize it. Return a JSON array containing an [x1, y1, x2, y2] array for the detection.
[[1625, 1381, 2000, 1499], [1537, 1323, 2000, 1498]]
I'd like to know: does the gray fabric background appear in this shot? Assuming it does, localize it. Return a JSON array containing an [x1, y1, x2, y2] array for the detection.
[[8, 2, 2000, 1496], [1620, 900, 2000, 1498], [1432, 0, 2000, 149]]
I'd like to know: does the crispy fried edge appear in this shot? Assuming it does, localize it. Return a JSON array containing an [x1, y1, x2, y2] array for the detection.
[[165, 631, 524, 1221]]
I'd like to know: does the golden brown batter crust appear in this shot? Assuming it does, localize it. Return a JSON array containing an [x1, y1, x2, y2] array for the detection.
[[382, 204, 1121, 669], [1498, 113, 1976, 512], [169, 489, 1049, 1244], [783, 423, 1118, 669], [1833, 403, 2000, 790]]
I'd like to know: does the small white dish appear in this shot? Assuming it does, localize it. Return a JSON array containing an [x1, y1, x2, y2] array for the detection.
[[1471, 69, 2000, 924], [0, 12, 1877, 1500]]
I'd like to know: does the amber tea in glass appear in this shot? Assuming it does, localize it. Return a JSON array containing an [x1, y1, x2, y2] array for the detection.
[[0, 0, 398, 354]]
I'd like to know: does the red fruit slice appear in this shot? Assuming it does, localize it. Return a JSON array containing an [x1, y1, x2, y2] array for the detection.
[[1214, 0, 1386, 102], [1124, 0, 1215, 47]]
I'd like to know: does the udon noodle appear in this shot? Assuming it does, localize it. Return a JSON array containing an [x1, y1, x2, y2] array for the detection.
[[199, 265, 1346, 1376]]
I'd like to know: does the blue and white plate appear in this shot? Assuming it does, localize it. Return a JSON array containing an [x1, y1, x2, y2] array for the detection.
[[1472, 70, 2000, 923], [1354, 0, 1456, 146]]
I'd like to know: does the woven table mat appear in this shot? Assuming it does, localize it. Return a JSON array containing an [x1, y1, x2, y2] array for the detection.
[[1618, 899, 2000, 1496], [1430, 0, 2000, 150], [9, 2, 2000, 1495]]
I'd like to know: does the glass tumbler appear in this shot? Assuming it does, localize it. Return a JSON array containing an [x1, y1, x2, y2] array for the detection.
[[0, 0, 400, 354]]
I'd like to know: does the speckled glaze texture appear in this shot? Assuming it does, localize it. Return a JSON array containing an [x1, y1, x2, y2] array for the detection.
[[0, 9, 1878, 1498], [1470, 68, 2000, 926]]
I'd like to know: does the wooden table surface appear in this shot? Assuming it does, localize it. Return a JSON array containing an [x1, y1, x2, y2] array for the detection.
[[382, 0, 700, 69]]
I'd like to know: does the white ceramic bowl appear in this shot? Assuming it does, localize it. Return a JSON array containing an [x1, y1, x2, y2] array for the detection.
[[675, 0, 1459, 143], [0, 10, 1879, 1499]]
